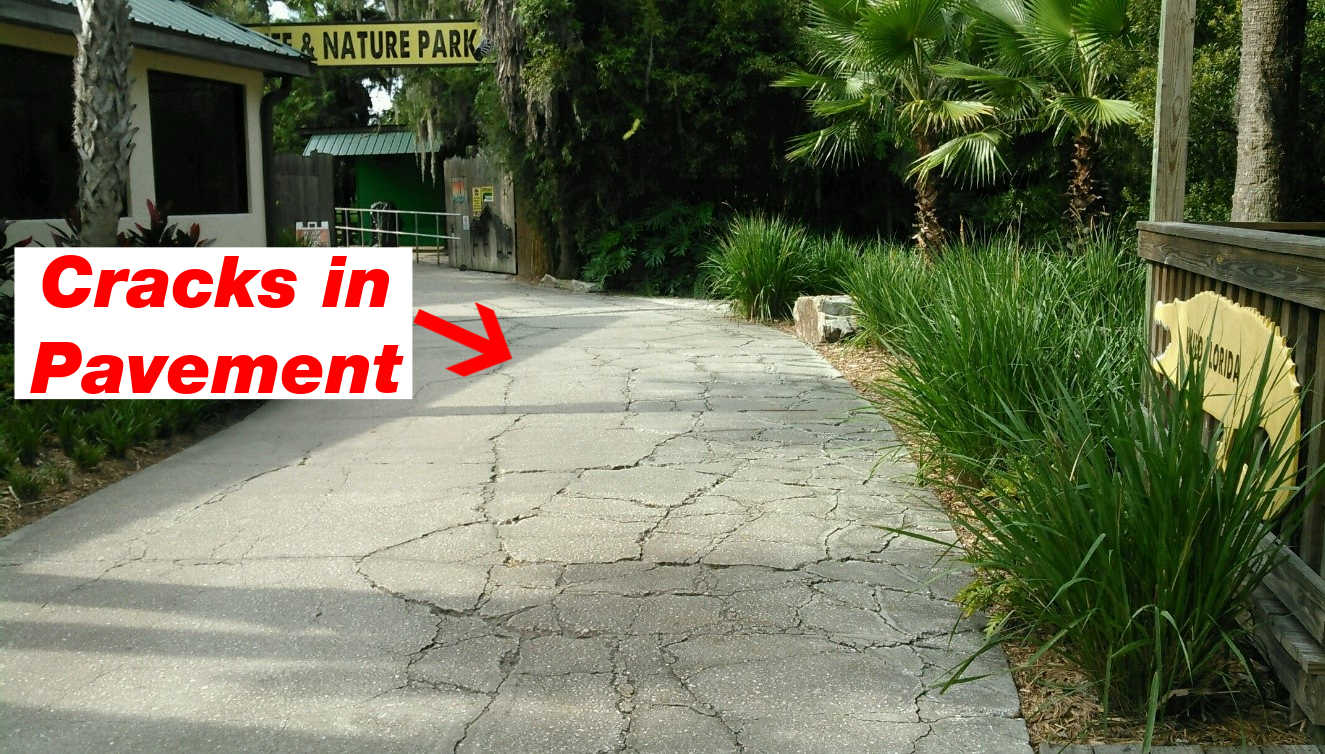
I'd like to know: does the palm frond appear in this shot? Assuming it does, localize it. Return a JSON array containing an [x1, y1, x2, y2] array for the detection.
[[858, 0, 954, 68], [1023, 0, 1077, 67], [774, 69, 845, 95], [786, 121, 871, 167], [962, 0, 1033, 72], [1050, 95, 1143, 129], [1072, 0, 1129, 58], [902, 98, 997, 133], [932, 60, 1041, 105], [910, 129, 1009, 185]]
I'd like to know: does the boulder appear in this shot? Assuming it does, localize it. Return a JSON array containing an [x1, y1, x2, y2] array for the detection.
[[793, 295, 858, 344]]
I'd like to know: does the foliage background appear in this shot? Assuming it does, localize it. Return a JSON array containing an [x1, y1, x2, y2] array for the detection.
[[249, 0, 1324, 290]]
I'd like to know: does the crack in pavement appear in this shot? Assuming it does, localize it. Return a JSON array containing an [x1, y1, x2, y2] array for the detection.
[[0, 269, 1030, 753]]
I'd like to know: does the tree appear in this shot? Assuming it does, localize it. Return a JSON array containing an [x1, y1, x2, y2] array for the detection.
[[778, 0, 991, 252], [1231, 0, 1307, 220], [73, 0, 135, 246], [382, 0, 486, 178], [915, 0, 1143, 229], [474, 0, 584, 279]]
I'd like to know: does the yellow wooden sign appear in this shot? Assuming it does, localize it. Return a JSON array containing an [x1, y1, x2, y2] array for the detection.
[[250, 22, 487, 67], [1152, 291, 1300, 515]]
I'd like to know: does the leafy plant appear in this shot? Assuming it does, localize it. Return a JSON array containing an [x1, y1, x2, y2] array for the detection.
[[844, 239, 935, 350], [116, 200, 214, 247], [54, 405, 85, 454], [48, 201, 214, 247], [0, 220, 29, 345], [6, 466, 44, 502], [0, 445, 16, 477], [922, 351, 1320, 743], [89, 406, 141, 458], [915, 0, 1144, 227], [43, 464, 70, 486], [777, 0, 990, 252], [581, 202, 717, 294], [860, 231, 1143, 477], [703, 214, 814, 321], [5, 405, 48, 466], [70, 440, 105, 471], [804, 231, 863, 295], [124, 401, 161, 443]]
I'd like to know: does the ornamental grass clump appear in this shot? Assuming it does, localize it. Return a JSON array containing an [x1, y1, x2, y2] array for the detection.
[[843, 240, 933, 351], [704, 214, 815, 321], [804, 230, 864, 295], [932, 353, 1319, 741], [861, 235, 1144, 478]]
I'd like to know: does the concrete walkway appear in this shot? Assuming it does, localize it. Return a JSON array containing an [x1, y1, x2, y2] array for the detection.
[[0, 266, 1030, 753]]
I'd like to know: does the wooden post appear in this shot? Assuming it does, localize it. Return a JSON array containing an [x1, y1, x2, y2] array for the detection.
[[1148, 0, 1197, 222]]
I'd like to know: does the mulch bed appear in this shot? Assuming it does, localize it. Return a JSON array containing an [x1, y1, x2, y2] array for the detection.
[[805, 335, 1309, 748], [0, 402, 259, 539]]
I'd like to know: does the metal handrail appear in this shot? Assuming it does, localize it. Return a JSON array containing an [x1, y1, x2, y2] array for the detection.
[[335, 206, 463, 218], [334, 206, 462, 249]]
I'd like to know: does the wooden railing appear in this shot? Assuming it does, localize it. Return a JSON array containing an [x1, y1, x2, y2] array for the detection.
[[1138, 221, 1325, 731]]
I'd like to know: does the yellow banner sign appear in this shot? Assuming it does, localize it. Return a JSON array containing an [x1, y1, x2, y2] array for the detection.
[[250, 22, 487, 66], [1152, 291, 1301, 516]]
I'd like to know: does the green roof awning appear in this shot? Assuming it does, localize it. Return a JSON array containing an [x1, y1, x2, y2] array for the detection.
[[303, 130, 441, 157], [2, 0, 313, 76]]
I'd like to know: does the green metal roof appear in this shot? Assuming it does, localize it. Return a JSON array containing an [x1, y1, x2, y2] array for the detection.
[[48, 0, 305, 59], [2, 0, 313, 75], [303, 130, 442, 157]]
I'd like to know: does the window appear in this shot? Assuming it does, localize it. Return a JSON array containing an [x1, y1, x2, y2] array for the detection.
[[148, 71, 248, 214], [1, 46, 77, 220]]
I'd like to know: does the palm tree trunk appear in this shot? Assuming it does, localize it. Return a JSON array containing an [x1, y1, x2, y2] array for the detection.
[[911, 133, 944, 257], [73, 0, 135, 247], [1066, 131, 1101, 231]]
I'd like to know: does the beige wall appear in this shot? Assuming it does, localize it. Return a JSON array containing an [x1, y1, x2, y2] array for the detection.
[[1, 24, 267, 247]]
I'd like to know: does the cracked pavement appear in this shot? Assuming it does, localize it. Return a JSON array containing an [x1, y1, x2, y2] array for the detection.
[[0, 266, 1030, 753]]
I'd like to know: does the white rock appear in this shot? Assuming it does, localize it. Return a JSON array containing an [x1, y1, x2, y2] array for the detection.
[[793, 295, 858, 344]]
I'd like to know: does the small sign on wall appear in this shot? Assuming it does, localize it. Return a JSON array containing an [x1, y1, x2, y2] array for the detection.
[[471, 186, 494, 217]]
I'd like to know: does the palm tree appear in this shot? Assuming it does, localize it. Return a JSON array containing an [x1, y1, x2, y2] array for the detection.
[[913, 0, 1142, 228], [778, 0, 993, 254], [73, 0, 135, 246]]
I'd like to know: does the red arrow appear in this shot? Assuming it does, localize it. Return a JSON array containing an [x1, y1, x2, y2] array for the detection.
[[414, 304, 511, 376]]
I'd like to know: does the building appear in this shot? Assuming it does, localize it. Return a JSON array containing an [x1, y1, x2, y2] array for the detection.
[[1, 0, 313, 246], [302, 127, 445, 246]]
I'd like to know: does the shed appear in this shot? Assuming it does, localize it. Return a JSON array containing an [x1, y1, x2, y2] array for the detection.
[[303, 127, 445, 246]]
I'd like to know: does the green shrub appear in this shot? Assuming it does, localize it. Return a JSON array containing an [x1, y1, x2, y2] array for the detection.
[[0, 445, 15, 477], [581, 202, 716, 295], [6, 466, 44, 502], [44, 464, 69, 486], [804, 231, 863, 295], [54, 405, 84, 454], [70, 441, 105, 472], [89, 407, 140, 458], [124, 401, 161, 443], [704, 215, 814, 320], [5, 405, 48, 466], [866, 234, 1144, 478], [928, 355, 1319, 740], [844, 240, 933, 350]]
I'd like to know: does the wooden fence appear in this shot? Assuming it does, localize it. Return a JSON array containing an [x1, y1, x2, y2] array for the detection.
[[269, 153, 335, 244], [1138, 221, 1325, 732]]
